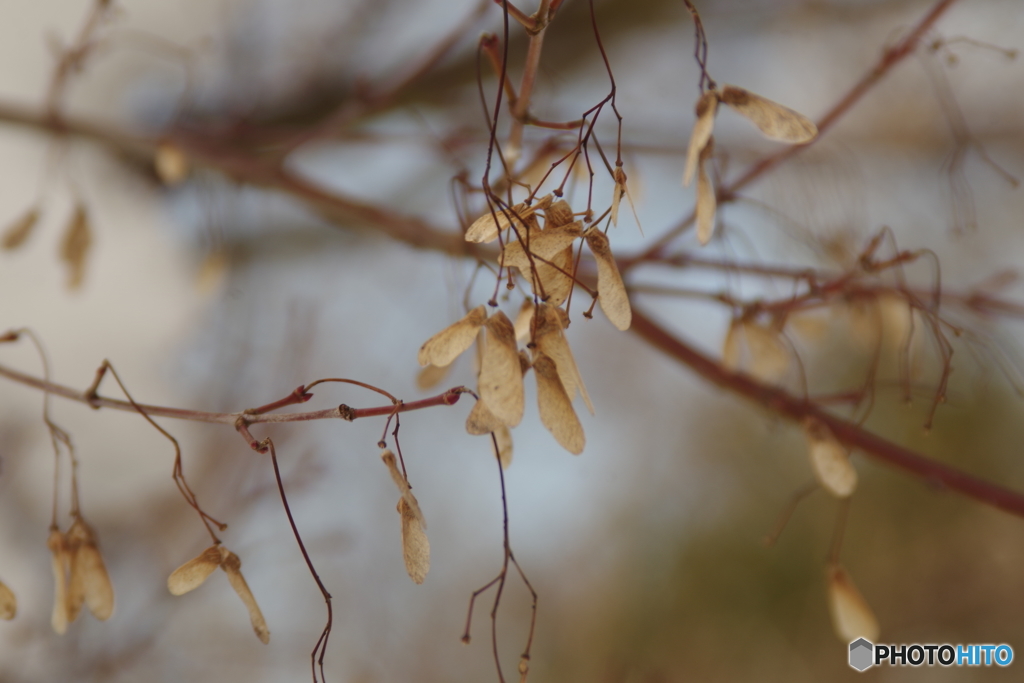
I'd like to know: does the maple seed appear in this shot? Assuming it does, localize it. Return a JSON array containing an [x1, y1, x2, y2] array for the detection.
[[585, 230, 632, 331], [695, 139, 716, 245], [534, 304, 594, 415], [219, 548, 271, 644], [154, 142, 190, 186], [0, 580, 15, 620], [719, 85, 818, 143], [803, 417, 857, 498], [65, 515, 115, 622], [417, 305, 487, 367], [47, 528, 69, 635], [500, 221, 582, 270], [399, 496, 431, 584], [513, 299, 534, 343], [464, 194, 553, 243], [544, 199, 574, 228], [167, 545, 223, 596], [1, 206, 40, 251], [59, 203, 92, 290], [827, 564, 879, 642], [684, 90, 718, 187], [533, 354, 585, 455], [465, 396, 506, 435], [479, 311, 525, 426]]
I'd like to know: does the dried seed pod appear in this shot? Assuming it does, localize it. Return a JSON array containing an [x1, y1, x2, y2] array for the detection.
[[527, 245, 574, 306], [744, 322, 790, 383], [513, 299, 534, 343], [695, 139, 716, 245], [827, 564, 879, 642], [65, 516, 114, 621], [683, 90, 718, 187], [416, 362, 451, 391], [535, 304, 594, 414], [218, 548, 270, 644], [398, 496, 430, 584], [0, 580, 15, 620], [544, 199, 574, 228], [417, 305, 487, 368], [59, 203, 92, 290], [47, 528, 69, 635], [380, 449, 411, 495], [719, 85, 817, 144], [803, 417, 857, 498], [167, 545, 224, 596], [464, 195, 552, 243], [533, 354, 585, 455], [1, 206, 40, 251], [479, 311, 525, 427], [465, 396, 506, 435], [491, 425, 514, 469], [500, 221, 582, 270], [154, 142, 189, 186], [585, 230, 631, 331]]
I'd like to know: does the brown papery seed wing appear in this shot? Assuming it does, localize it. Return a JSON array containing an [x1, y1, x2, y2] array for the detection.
[[492, 425, 514, 469], [168, 545, 223, 596], [479, 311, 525, 426], [534, 354, 585, 455], [827, 564, 879, 642], [465, 396, 506, 435], [220, 551, 270, 644], [380, 449, 410, 495], [530, 246, 574, 307], [535, 304, 594, 414], [585, 230, 632, 331], [513, 298, 534, 343], [803, 417, 857, 498], [47, 529, 69, 635], [59, 204, 92, 290], [64, 522, 88, 626], [683, 90, 718, 187], [0, 580, 15, 620], [417, 305, 486, 368], [416, 362, 451, 390], [544, 199, 574, 228], [500, 222, 581, 271], [696, 140, 717, 245], [399, 496, 430, 584], [720, 85, 817, 144], [2, 207, 40, 251], [65, 516, 114, 621]]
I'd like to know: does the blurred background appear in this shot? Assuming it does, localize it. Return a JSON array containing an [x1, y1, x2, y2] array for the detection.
[[0, 0, 1023, 680]]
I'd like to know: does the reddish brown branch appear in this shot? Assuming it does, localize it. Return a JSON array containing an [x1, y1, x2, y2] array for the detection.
[[629, 308, 1024, 519]]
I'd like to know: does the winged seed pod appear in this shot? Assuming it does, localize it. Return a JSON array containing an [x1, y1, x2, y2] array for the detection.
[[466, 395, 506, 435], [0, 580, 15, 620], [418, 305, 487, 368], [722, 319, 790, 383], [2, 206, 40, 251], [683, 90, 718, 187], [827, 564, 879, 642], [491, 425, 514, 469], [585, 229, 631, 331], [59, 203, 92, 290], [218, 547, 270, 644], [380, 450, 430, 583], [544, 199, 574, 228], [464, 195, 552, 243], [499, 221, 582, 270], [535, 304, 594, 414], [802, 417, 857, 498], [533, 353, 585, 455], [530, 246, 574, 306], [167, 544, 223, 596], [695, 139, 717, 245], [47, 528, 69, 634], [719, 85, 817, 144], [65, 515, 114, 622], [479, 311, 525, 426], [513, 299, 534, 343], [154, 142, 190, 186], [416, 362, 451, 391]]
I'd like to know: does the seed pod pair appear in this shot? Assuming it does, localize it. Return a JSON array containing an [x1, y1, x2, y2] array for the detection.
[[47, 516, 115, 634], [683, 86, 818, 244], [381, 450, 430, 584], [167, 543, 270, 644]]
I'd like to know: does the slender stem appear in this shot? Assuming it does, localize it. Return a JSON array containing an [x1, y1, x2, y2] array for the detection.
[[506, 0, 552, 163]]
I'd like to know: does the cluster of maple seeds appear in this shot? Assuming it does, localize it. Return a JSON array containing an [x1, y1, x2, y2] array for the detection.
[[418, 196, 631, 457], [46, 514, 115, 634]]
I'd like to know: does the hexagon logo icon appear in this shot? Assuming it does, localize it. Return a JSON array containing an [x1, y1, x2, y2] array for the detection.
[[849, 638, 874, 671]]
